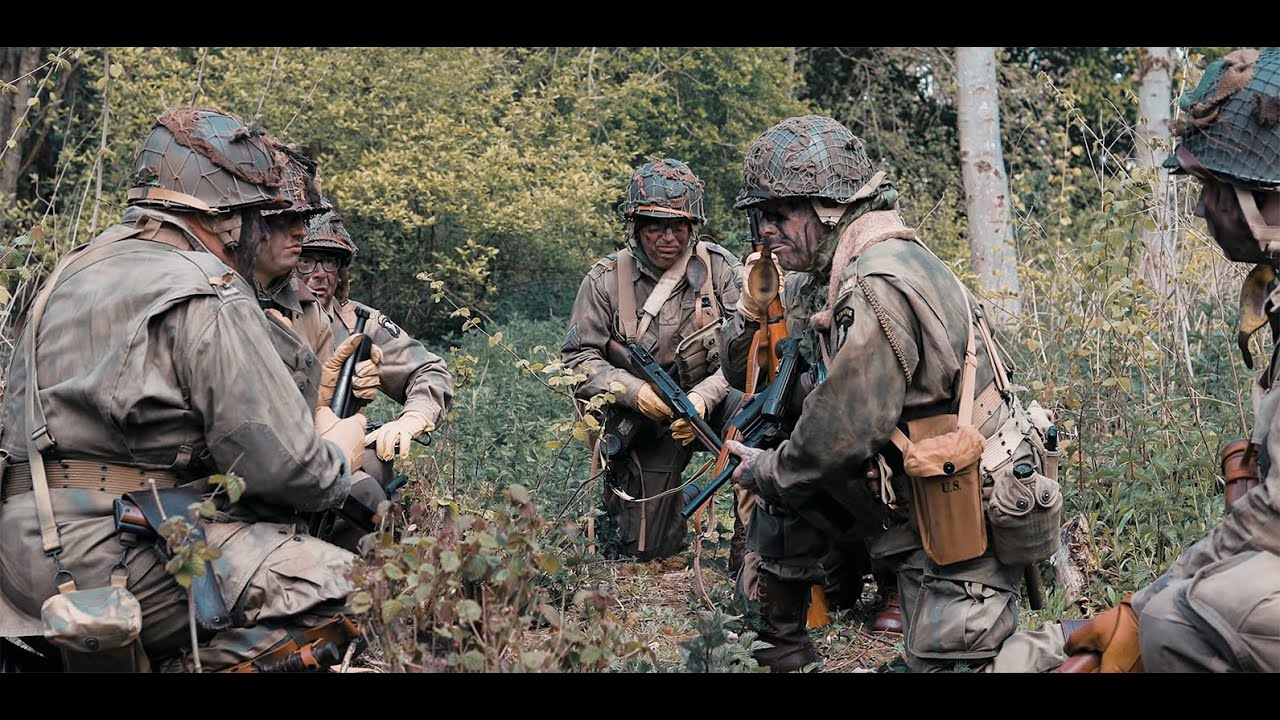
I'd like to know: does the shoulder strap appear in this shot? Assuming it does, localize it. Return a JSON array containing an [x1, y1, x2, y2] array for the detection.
[[616, 250, 638, 341], [23, 227, 148, 559], [636, 244, 692, 341], [694, 241, 718, 329]]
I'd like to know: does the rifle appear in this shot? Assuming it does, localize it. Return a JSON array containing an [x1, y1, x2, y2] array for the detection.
[[681, 336, 802, 519], [605, 338, 725, 457]]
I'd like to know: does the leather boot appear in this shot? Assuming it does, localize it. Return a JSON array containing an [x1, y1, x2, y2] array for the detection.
[[729, 510, 748, 578], [753, 571, 817, 672], [871, 572, 904, 635]]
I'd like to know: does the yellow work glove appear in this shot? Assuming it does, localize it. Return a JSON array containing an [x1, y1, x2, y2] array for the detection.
[[351, 343, 384, 403], [636, 384, 673, 422], [737, 250, 782, 322], [318, 333, 365, 409], [364, 410, 434, 461], [670, 392, 708, 446], [1060, 592, 1144, 673], [314, 405, 367, 473]]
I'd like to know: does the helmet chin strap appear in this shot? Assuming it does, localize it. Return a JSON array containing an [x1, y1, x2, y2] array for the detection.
[[1236, 186, 1280, 254]]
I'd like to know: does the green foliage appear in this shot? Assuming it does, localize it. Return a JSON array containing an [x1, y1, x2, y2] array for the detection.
[[349, 484, 655, 672]]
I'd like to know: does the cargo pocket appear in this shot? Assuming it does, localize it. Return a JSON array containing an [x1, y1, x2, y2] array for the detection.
[[907, 558, 1019, 661]]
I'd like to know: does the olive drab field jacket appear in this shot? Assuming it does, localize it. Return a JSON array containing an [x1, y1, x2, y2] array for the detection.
[[563, 240, 743, 410]]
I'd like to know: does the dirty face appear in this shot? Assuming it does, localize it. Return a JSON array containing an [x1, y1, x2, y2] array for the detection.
[[256, 213, 308, 284], [754, 197, 825, 271], [296, 251, 344, 306], [637, 217, 692, 270]]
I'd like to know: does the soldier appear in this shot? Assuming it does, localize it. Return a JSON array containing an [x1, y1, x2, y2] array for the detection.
[[0, 106, 370, 672], [296, 209, 455, 550], [720, 115, 1059, 672], [255, 145, 380, 414], [562, 158, 744, 562], [1050, 47, 1280, 673]]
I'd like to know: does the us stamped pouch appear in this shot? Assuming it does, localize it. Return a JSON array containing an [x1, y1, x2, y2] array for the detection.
[[896, 415, 989, 566]]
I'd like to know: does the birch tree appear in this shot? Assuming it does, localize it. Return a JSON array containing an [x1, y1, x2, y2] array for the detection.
[[1135, 46, 1175, 298], [956, 46, 1021, 326]]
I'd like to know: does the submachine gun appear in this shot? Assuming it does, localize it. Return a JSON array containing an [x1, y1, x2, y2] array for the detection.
[[680, 336, 803, 519]]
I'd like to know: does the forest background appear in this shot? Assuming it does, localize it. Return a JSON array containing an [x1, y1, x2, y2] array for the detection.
[[0, 46, 1253, 672]]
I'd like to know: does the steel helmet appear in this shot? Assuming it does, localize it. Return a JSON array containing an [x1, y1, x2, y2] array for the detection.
[[127, 106, 288, 214], [734, 115, 878, 210], [617, 158, 706, 224]]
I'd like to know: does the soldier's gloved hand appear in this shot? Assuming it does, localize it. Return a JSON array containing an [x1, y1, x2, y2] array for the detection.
[[315, 406, 367, 472], [737, 251, 782, 322], [352, 343, 384, 403], [636, 384, 673, 422], [670, 392, 708, 446], [364, 410, 434, 461], [318, 333, 366, 409], [265, 307, 293, 330], [1059, 592, 1144, 673]]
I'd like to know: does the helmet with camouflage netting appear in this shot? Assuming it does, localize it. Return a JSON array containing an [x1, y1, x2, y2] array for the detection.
[[734, 115, 878, 210], [617, 158, 706, 224], [262, 143, 332, 219], [128, 106, 289, 214], [1165, 48, 1280, 191], [303, 210, 358, 263]]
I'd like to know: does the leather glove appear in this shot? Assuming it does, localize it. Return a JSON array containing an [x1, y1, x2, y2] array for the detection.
[[670, 392, 708, 446], [636, 383, 673, 422], [737, 250, 782, 322], [352, 343, 384, 403], [364, 410, 434, 461], [318, 333, 369, 409], [1060, 592, 1144, 673], [265, 307, 293, 330], [315, 405, 367, 472]]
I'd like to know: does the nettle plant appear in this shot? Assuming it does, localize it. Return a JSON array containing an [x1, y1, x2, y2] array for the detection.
[[347, 484, 655, 672]]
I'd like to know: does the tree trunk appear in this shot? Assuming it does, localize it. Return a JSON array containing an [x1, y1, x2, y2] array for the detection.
[[0, 47, 41, 198], [956, 47, 1021, 327], [1135, 47, 1175, 299]]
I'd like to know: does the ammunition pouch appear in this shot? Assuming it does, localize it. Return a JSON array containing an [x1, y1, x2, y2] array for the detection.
[[748, 499, 827, 563], [41, 581, 148, 672], [983, 406, 1063, 567], [896, 415, 988, 567], [674, 318, 724, 389]]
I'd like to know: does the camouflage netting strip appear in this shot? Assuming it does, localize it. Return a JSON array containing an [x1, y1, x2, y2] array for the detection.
[[1176, 48, 1280, 189], [156, 106, 283, 188], [737, 115, 875, 206]]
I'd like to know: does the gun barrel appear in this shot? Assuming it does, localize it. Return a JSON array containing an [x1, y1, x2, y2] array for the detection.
[[681, 457, 739, 519]]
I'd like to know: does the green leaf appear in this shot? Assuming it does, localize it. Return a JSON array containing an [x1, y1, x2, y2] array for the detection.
[[383, 563, 405, 580], [440, 550, 460, 572], [381, 598, 405, 624], [508, 484, 530, 505], [349, 591, 373, 614]]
